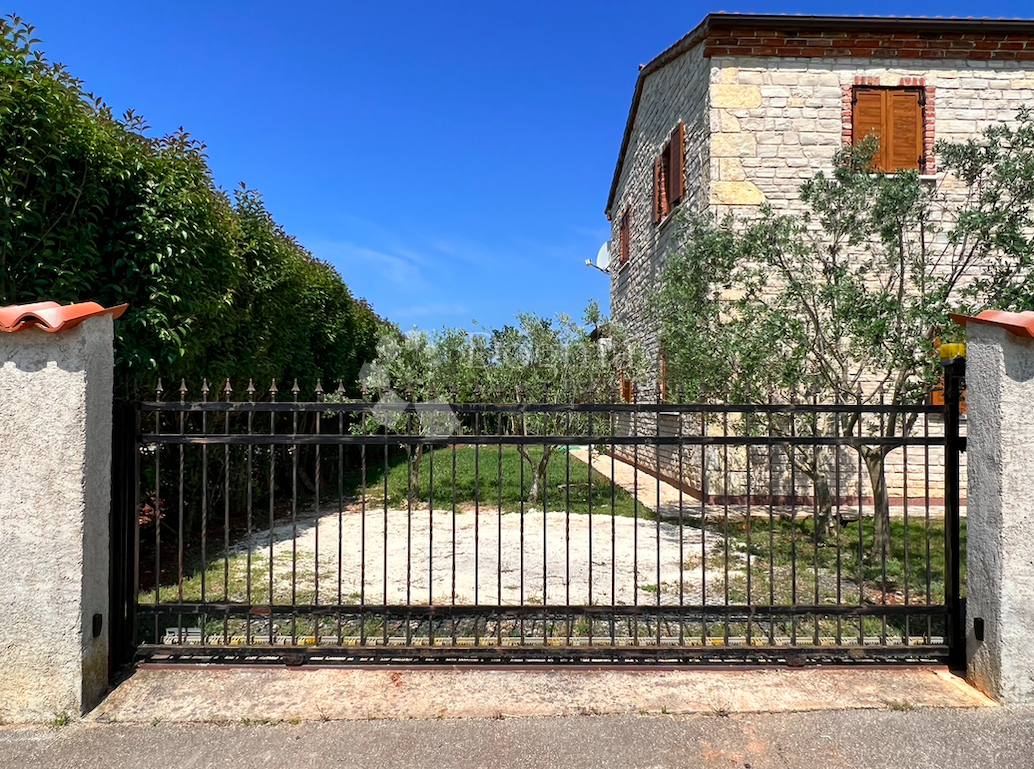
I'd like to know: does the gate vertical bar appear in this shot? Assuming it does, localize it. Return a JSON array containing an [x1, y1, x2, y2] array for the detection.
[[943, 353, 966, 667], [109, 397, 140, 679]]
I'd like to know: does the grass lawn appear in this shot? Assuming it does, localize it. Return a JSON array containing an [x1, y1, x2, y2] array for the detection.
[[703, 514, 966, 642], [371, 444, 642, 518]]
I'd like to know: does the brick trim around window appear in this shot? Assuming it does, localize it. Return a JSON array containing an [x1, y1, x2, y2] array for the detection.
[[841, 76, 936, 173]]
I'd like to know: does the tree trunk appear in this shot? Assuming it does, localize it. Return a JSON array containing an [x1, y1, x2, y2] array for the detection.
[[864, 449, 891, 560], [813, 471, 834, 539], [521, 446, 553, 505], [789, 449, 834, 540]]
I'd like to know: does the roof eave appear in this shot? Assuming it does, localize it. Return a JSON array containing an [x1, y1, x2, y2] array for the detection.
[[605, 18, 709, 218]]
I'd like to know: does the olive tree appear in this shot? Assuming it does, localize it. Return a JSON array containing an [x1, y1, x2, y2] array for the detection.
[[361, 301, 647, 506], [654, 113, 1034, 558]]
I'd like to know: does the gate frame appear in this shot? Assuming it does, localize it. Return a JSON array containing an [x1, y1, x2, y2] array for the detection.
[[110, 386, 967, 668]]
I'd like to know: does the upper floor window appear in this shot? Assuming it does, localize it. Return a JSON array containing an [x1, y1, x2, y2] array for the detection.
[[852, 86, 924, 173], [619, 207, 631, 267], [653, 122, 685, 223]]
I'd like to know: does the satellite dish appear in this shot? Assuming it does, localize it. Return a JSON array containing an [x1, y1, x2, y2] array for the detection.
[[596, 242, 611, 272]]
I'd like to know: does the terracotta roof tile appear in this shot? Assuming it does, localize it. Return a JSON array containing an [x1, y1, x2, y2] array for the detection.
[[949, 310, 1034, 339], [0, 301, 128, 333]]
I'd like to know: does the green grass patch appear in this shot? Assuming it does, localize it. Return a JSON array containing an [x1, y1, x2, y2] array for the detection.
[[703, 514, 966, 642], [377, 445, 641, 518], [723, 514, 966, 605]]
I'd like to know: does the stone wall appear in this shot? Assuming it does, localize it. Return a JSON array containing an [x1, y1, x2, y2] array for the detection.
[[609, 44, 710, 361], [709, 56, 1034, 219], [607, 44, 1021, 501], [610, 40, 1034, 357]]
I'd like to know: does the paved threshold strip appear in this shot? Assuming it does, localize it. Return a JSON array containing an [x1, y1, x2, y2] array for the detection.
[[94, 665, 994, 723]]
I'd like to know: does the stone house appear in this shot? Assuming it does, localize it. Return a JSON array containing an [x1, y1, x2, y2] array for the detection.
[[604, 13, 1034, 505]]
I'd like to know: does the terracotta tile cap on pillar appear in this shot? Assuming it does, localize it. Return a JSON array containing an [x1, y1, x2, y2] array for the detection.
[[949, 310, 1034, 339], [0, 301, 128, 333]]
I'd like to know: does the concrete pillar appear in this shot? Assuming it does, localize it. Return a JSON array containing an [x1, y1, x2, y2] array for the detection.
[[0, 313, 114, 721], [962, 316, 1034, 703]]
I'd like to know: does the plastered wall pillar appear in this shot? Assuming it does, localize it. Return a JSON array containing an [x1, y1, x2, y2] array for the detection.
[[964, 319, 1034, 703], [0, 313, 114, 721]]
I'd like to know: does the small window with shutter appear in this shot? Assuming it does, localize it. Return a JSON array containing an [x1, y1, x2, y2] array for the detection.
[[619, 373, 633, 403], [658, 353, 668, 403], [654, 122, 685, 223], [852, 87, 924, 173], [619, 207, 631, 267]]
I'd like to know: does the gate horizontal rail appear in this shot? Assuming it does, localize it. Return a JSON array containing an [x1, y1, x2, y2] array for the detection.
[[140, 644, 950, 666], [141, 434, 943, 448], [143, 401, 942, 416]]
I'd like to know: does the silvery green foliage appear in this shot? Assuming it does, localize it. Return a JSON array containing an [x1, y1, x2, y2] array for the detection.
[[358, 301, 648, 503], [655, 118, 1034, 555]]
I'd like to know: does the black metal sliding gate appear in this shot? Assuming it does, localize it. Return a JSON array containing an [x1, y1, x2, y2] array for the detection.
[[110, 368, 965, 671]]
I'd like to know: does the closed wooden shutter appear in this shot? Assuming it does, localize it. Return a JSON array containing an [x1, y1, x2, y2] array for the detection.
[[887, 89, 922, 172], [853, 88, 885, 169], [620, 209, 630, 265], [853, 87, 923, 173], [668, 122, 685, 207], [653, 157, 662, 224], [658, 354, 668, 402], [620, 374, 633, 403]]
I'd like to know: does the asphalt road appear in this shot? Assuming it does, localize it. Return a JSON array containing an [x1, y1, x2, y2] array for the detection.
[[3, 706, 1034, 769]]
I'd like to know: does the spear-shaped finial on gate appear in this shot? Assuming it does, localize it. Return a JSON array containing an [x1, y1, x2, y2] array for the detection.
[[201, 378, 210, 402], [223, 378, 233, 399], [315, 379, 324, 402], [291, 378, 300, 402], [247, 378, 256, 402], [179, 379, 188, 402], [155, 378, 164, 402], [337, 380, 346, 397]]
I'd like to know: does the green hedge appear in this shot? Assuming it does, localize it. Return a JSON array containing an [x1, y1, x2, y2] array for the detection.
[[0, 15, 383, 395]]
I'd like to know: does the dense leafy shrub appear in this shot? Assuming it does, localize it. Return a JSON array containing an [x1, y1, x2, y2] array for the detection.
[[0, 15, 383, 394]]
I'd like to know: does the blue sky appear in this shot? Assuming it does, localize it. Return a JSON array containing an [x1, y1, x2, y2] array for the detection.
[[19, 1, 1034, 332]]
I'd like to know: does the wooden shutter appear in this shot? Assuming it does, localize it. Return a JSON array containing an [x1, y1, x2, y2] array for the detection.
[[658, 354, 668, 402], [887, 89, 922, 172], [853, 87, 923, 172], [853, 87, 886, 170], [619, 209, 630, 265], [667, 122, 685, 207], [653, 157, 662, 224], [620, 374, 633, 403]]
